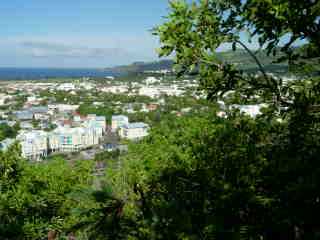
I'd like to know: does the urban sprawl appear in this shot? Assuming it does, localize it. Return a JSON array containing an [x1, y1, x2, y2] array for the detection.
[[0, 73, 294, 161]]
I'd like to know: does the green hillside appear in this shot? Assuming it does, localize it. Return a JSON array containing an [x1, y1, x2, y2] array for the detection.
[[106, 50, 289, 75]]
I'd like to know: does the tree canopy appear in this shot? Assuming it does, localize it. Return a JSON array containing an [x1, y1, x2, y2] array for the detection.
[[0, 0, 319, 239]]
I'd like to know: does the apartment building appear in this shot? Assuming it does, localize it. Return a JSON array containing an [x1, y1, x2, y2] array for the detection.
[[111, 115, 129, 132], [48, 115, 106, 153], [49, 127, 98, 153], [16, 130, 48, 161], [119, 122, 149, 140]]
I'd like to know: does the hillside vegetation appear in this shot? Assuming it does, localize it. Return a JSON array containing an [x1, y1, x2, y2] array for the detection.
[[106, 50, 289, 75]]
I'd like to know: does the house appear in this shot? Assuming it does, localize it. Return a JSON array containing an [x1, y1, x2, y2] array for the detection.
[[119, 122, 149, 140], [139, 86, 161, 98], [181, 107, 192, 113], [16, 130, 48, 161], [57, 83, 76, 91], [73, 113, 87, 123], [27, 95, 37, 103], [0, 138, 15, 151], [20, 122, 33, 130], [49, 104, 79, 113], [217, 111, 227, 118], [230, 104, 268, 118], [111, 115, 129, 132], [34, 113, 50, 121], [79, 82, 95, 90], [14, 110, 33, 121], [25, 106, 50, 121], [101, 86, 128, 94], [145, 76, 161, 85], [0, 120, 16, 127], [0, 94, 12, 105], [0, 111, 9, 119], [57, 104, 79, 112], [29, 106, 49, 114]]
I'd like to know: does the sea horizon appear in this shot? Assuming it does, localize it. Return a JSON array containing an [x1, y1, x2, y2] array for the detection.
[[0, 67, 117, 81]]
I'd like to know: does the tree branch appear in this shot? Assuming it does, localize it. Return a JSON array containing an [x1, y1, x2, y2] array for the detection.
[[199, 59, 222, 69], [235, 39, 268, 80], [235, 39, 284, 105]]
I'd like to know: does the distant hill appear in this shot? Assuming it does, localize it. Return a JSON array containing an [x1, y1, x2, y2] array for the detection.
[[105, 50, 289, 75], [105, 60, 173, 74], [217, 49, 288, 74]]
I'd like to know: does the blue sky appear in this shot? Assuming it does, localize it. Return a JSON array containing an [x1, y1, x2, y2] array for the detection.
[[0, 1, 303, 68], [0, 0, 170, 68]]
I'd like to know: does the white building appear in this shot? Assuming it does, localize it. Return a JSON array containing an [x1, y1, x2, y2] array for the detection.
[[17, 130, 48, 161], [159, 85, 184, 96], [27, 95, 37, 103], [79, 82, 95, 90], [119, 122, 149, 140], [49, 126, 100, 153], [49, 104, 79, 113], [0, 94, 12, 105], [111, 115, 129, 132], [138, 86, 161, 98], [48, 114, 106, 153], [230, 104, 268, 118], [34, 113, 50, 121], [57, 83, 76, 91], [101, 86, 128, 94], [145, 76, 160, 85], [0, 138, 15, 151], [84, 114, 106, 135]]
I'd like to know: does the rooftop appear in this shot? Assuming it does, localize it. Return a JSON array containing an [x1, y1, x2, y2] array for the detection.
[[112, 115, 128, 121], [123, 122, 149, 129]]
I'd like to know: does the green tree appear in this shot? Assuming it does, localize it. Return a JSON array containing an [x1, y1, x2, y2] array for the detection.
[[71, 1, 319, 238], [0, 123, 20, 141], [0, 149, 95, 239], [154, 0, 319, 104], [108, 0, 320, 239]]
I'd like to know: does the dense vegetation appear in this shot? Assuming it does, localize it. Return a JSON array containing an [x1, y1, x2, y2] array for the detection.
[[0, 123, 20, 141], [0, 0, 319, 239]]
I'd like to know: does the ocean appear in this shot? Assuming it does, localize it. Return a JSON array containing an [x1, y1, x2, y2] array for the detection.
[[0, 68, 116, 80]]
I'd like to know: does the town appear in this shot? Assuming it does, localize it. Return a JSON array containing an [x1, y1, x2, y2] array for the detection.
[[0, 74, 201, 161], [0, 72, 295, 162]]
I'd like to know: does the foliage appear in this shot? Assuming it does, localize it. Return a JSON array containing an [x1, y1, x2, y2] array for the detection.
[[78, 104, 114, 124], [0, 0, 319, 239], [0, 149, 94, 240], [154, 0, 319, 104], [0, 123, 20, 141]]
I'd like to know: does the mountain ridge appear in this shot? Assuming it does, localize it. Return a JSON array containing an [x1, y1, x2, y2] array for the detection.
[[105, 49, 289, 74]]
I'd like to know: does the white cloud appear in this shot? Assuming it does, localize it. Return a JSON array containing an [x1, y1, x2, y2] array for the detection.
[[0, 34, 160, 67], [21, 41, 130, 59]]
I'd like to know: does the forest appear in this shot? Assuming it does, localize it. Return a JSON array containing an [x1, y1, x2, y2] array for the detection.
[[0, 0, 320, 239]]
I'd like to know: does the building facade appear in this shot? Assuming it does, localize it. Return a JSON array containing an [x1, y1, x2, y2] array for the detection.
[[111, 115, 129, 132], [16, 130, 48, 161], [119, 122, 149, 140]]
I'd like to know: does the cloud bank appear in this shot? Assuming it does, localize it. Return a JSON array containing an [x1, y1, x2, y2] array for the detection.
[[21, 41, 130, 59], [0, 35, 160, 68]]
